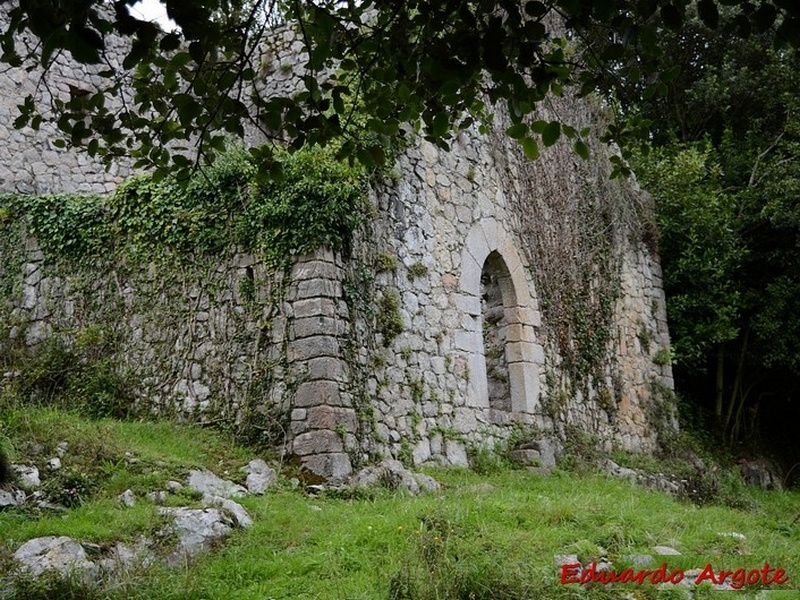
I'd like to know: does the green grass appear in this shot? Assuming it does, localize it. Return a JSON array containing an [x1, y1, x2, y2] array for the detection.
[[2, 404, 800, 599]]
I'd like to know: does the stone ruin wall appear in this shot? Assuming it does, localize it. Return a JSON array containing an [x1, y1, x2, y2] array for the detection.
[[0, 18, 675, 481], [0, 6, 133, 195], [351, 114, 675, 474]]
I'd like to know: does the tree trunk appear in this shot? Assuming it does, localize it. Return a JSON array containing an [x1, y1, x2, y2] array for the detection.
[[715, 344, 724, 424], [722, 327, 750, 442], [729, 382, 755, 444], [724, 329, 750, 443]]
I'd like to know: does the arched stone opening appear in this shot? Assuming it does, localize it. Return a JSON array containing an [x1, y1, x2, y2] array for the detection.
[[459, 219, 543, 415]]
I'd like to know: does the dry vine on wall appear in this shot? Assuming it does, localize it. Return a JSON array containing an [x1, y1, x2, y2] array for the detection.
[[500, 97, 651, 423]]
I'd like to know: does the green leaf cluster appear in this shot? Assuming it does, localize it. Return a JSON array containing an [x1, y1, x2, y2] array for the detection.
[[8, 1, 800, 177], [0, 193, 111, 261], [1, 146, 369, 267], [628, 21, 800, 447], [634, 144, 745, 368], [237, 147, 369, 262]]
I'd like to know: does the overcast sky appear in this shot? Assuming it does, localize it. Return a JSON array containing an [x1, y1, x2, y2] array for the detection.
[[128, 0, 177, 31]]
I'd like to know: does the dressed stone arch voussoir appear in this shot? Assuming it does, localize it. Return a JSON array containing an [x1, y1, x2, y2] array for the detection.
[[459, 219, 543, 415]]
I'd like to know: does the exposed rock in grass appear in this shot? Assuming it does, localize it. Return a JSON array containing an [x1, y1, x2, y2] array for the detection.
[[652, 546, 681, 555], [6, 462, 260, 584], [118, 489, 136, 507], [147, 490, 167, 504], [601, 458, 638, 482], [11, 464, 40, 491], [13, 536, 98, 582], [30, 491, 68, 512], [56, 442, 69, 458], [155, 484, 254, 564], [187, 469, 248, 500], [601, 459, 681, 495], [350, 460, 441, 495], [8, 493, 254, 589], [97, 539, 157, 574], [205, 495, 254, 528], [636, 472, 681, 495], [8, 535, 157, 594], [510, 439, 558, 470], [165, 480, 183, 493], [554, 554, 579, 567], [717, 531, 746, 540], [621, 554, 654, 566], [244, 459, 277, 494], [739, 458, 783, 490], [158, 507, 235, 566], [0, 489, 25, 508]]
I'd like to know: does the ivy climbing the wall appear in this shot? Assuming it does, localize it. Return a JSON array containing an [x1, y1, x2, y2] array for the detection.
[[497, 103, 644, 417], [0, 145, 369, 267], [0, 145, 371, 447], [236, 147, 370, 263]]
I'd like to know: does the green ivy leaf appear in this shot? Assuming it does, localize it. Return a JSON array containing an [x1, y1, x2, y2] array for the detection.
[[506, 122, 528, 139], [521, 136, 539, 159], [160, 33, 181, 52], [524, 2, 547, 18], [660, 3, 684, 31], [68, 26, 103, 64], [697, 0, 719, 30], [574, 140, 590, 160], [431, 113, 449, 138], [542, 121, 560, 147]]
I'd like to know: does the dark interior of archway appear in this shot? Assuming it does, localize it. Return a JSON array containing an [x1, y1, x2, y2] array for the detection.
[[481, 252, 511, 412]]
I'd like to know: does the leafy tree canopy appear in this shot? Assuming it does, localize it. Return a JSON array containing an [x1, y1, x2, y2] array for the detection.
[[3, 0, 800, 180], [629, 18, 800, 446]]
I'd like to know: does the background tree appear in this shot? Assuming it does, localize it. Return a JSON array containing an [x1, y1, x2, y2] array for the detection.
[[629, 19, 800, 464]]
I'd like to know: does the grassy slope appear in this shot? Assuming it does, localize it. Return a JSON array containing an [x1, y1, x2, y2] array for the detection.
[[1, 406, 799, 599]]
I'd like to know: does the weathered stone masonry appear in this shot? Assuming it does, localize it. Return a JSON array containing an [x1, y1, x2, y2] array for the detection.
[[0, 11, 132, 195], [0, 20, 676, 482]]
